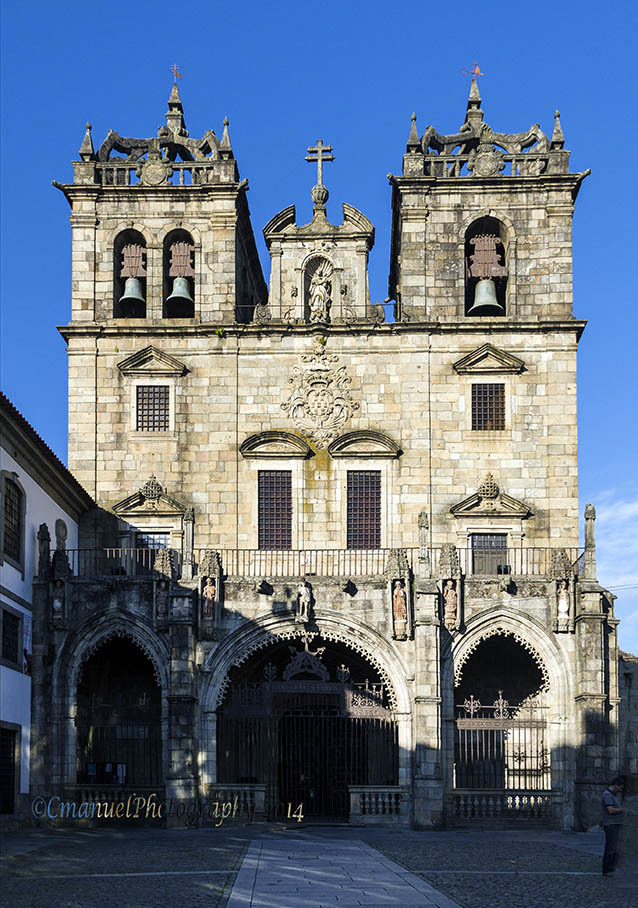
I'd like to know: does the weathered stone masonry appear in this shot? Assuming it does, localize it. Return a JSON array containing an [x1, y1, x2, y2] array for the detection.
[[30, 79, 628, 829]]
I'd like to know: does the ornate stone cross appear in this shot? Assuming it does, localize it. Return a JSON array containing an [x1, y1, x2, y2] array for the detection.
[[305, 139, 334, 186]]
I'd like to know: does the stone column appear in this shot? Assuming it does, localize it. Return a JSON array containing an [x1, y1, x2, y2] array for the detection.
[[166, 620, 199, 825], [411, 579, 443, 827]]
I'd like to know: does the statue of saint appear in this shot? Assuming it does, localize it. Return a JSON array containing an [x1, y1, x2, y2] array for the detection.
[[296, 580, 311, 623], [557, 579, 570, 630], [392, 579, 408, 640], [308, 262, 331, 322], [202, 578, 216, 619], [156, 579, 169, 620], [443, 580, 458, 632]]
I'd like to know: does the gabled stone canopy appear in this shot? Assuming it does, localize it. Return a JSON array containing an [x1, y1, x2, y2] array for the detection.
[[112, 476, 187, 518], [450, 474, 533, 519], [117, 346, 188, 377], [452, 343, 526, 375]]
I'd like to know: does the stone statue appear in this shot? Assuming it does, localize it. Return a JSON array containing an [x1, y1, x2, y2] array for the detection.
[[443, 580, 458, 632], [156, 579, 169, 620], [307, 261, 332, 322], [37, 523, 50, 580], [557, 579, 570, 631], [202, 577, 216, 619], [52, 579, 65, 613], [55, 519, 68, 551], [296, 580, 311, 624], [392, 580, 408, 640]]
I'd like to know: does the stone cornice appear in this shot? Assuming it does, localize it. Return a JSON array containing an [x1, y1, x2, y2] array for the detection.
[[58, 319, 587, 342]]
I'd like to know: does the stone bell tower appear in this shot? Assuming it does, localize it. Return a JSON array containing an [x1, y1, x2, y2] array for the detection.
[[55, 81, 267, 526], [388, 77, 590, 551]]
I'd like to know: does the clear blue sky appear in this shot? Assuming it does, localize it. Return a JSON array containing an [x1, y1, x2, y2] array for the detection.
[[1, 0, 637, 650]]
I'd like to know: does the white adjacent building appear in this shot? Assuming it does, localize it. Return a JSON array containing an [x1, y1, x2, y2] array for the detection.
[[0, 392, 92, 819]]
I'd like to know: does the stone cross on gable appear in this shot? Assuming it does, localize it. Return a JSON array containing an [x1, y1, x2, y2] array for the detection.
[[305, 139, 334, 186]]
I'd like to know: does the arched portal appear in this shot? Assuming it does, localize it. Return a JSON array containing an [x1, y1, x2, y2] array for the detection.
[[216, 634, 398, 819], [454, 634, 550, 793], [76, 638, 162, 787]]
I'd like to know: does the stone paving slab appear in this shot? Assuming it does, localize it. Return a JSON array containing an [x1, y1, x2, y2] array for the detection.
[[224, 839, 462, 908]]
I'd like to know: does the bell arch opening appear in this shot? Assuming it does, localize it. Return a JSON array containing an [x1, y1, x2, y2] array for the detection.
[[114, 229, 147, 318], [216, 634, 398, 819], [163, 228, 195, 318], [76, 637, 162, 787], [454, 634, 550, 793], [464, 216, 508, 316]]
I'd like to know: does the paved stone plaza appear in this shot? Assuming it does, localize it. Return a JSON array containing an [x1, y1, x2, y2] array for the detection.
[[2, 824, 637, 908]]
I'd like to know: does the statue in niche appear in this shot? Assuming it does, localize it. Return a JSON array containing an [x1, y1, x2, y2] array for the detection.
[[201, 577, 216, 619], [52, 579, 65, 614], [557, 579, 570, 631], [443, 580, 458, 633], [156, 579, 169, 620], [392, 579, 408, 640], [296, 579, 311, 624], [307, 259, 332, 323]]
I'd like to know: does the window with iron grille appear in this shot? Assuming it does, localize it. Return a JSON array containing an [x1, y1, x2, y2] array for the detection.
[[258, 471, 292, 550], [2, 479, 22, 562], [347, 471, 381, 549], [471, 383, 505, 430], [136, 385, 169, 431], [1, 609, 21, 667]]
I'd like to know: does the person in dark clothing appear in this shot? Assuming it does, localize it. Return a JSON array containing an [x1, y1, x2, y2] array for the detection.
[[602, 776, 624, 875]]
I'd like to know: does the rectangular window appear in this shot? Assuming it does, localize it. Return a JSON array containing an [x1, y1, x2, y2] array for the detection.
[[136, 385, 169, 431], [134, 531, 170, 576], [3, 479, 22, 562], [471, 383, 505, 430], [471, 533, 509, 575], [0, 727, 17, 814], [1, 609, 20, 666], [347, 470, 381, 549], [258, 471, 292, 550]]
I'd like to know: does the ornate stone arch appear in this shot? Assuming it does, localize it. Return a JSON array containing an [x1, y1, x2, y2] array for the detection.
[[52, 614, 170, 786], [201, 612, 411, 715], [57, 613, 170, 696], [198, 612, 412, 789], [447, 608, 571, 701]]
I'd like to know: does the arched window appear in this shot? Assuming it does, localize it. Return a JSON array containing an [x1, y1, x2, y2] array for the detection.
[[304, 256, 333, 324], [114, 230, 147, 318], [163, 229, 195, 318], [464, 217, 508, 316]]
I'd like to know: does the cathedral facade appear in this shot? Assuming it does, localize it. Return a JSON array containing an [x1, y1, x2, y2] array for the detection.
[[31, 80, 622, 828]]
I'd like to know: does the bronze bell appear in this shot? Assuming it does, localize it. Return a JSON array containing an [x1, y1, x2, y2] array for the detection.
[[467, 278, 504, 315], [166, 277, 194, 306], [118, 277, 145, 307]]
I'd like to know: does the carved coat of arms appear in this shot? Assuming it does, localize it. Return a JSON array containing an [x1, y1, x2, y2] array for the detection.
[[281, 348, 359, 447]]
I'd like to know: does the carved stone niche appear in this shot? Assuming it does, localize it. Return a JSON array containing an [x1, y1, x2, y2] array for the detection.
[[153, 548, 174, 626], [439, 543, 462, 634], [385, 549, 412, 641], [198, 549, 223, 638], [549, 548, 576, 633]]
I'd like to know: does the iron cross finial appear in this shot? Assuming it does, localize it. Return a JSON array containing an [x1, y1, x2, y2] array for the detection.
[[305, 139, 334, 187], [169, 64, 182, 84]]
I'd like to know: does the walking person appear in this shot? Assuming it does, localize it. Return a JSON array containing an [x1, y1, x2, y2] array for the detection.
[[602, 776, 624, 875]]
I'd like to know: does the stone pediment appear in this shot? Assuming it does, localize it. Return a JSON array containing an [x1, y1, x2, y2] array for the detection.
[[117, 346, 187, 377], [453, 344, 525, 375], [112, 476, 187, 517], [239, 431, 313, 459], [328, 430, 401, 459], [450, 474, 533, 519]]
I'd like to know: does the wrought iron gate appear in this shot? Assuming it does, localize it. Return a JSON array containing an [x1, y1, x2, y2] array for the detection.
[[454, 692, 550, 790], [217, 668, 398, 818]]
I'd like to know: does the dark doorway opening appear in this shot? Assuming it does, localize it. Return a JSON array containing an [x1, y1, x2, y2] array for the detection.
[[76, 638, 162, 787]]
